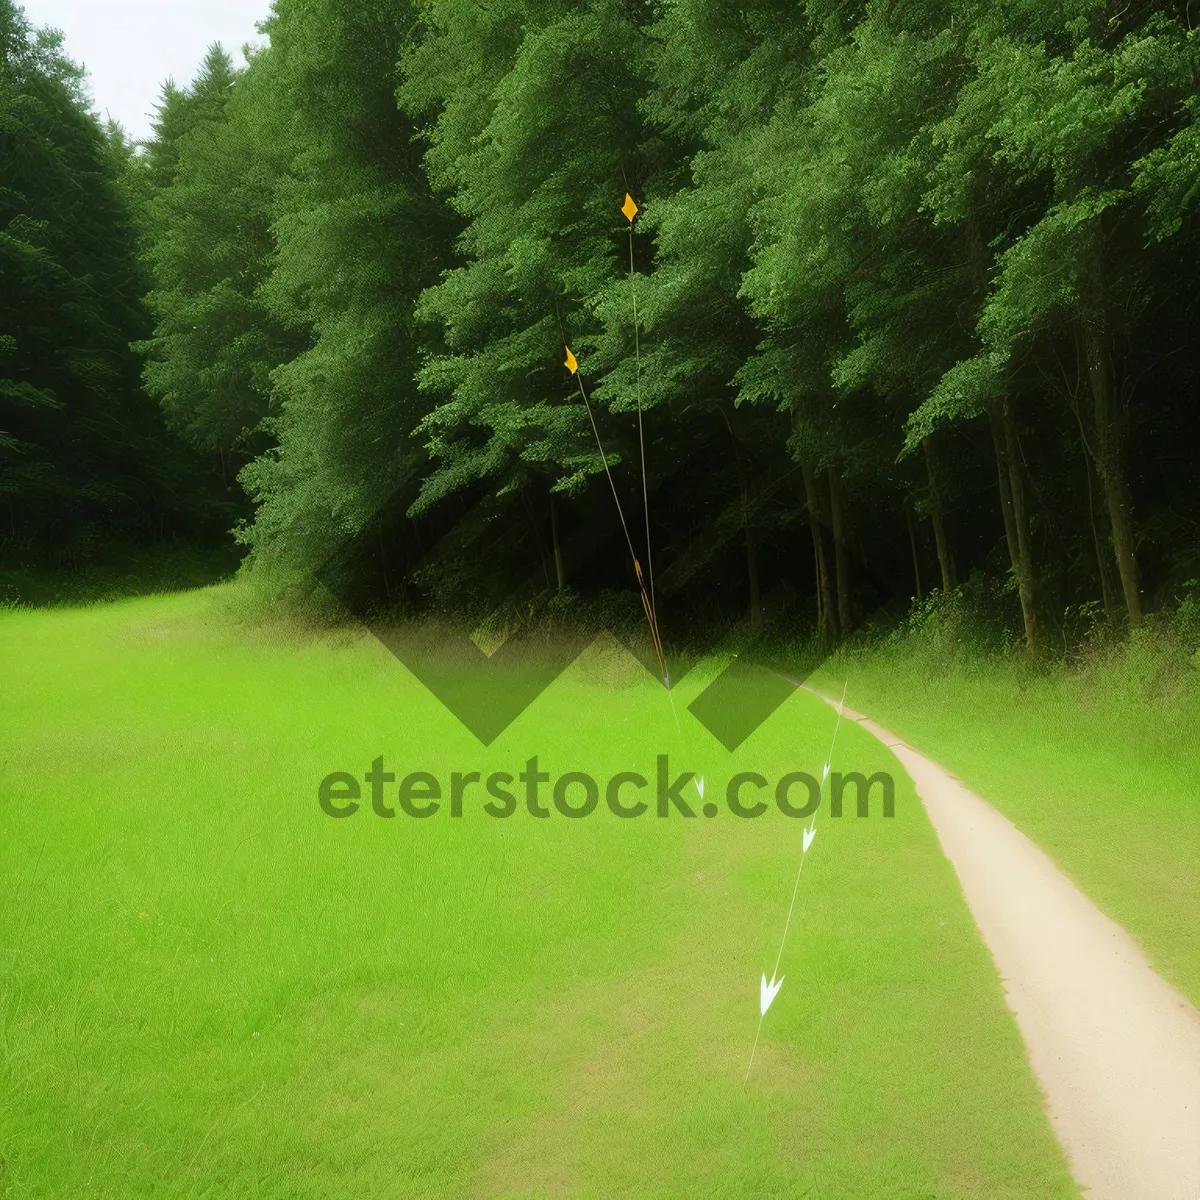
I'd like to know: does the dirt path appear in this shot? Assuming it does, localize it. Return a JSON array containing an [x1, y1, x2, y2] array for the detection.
[[807, 689, 1200, 1200]]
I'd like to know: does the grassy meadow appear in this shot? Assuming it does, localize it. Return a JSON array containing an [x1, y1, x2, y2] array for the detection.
[[813, 630, 1200, 1008], [0, 586, 1080, 1197]]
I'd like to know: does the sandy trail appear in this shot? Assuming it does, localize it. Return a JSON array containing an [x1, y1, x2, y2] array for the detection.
[[807, 689, 1200, 1200]]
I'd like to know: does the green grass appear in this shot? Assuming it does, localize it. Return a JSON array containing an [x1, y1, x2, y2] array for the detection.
[[0, 586, 1077, 1197], [813, 636, 1200, 1009]]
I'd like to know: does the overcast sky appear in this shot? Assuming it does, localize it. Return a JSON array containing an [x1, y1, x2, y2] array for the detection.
[[19, 0, 271, 142]]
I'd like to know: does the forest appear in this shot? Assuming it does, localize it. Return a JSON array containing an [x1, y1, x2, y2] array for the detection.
[[3, 0, 1199, 650], [4, 5, 1200, 1193]]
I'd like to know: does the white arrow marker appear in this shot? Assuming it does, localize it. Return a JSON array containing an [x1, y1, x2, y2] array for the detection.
[[696, 775, 705, 800], [745, 679, 848, 1089], [760, 972, 784, 1015]]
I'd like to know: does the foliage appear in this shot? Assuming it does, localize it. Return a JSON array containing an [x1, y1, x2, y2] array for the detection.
[[0, 1, 226, 578], [137, 45, 298, 459], [10, 0, 1200, 636]]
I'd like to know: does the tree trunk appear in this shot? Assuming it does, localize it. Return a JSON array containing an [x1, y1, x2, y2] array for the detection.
[[1003, 405, 1039, 650], [904, 498, 923, 602], [802, 459, 838, 643], [988, 409, 1020, 571], [828, 465, 852, 636], [1066, 342, 1118, 622], [744, 503, 762, 627], [966, 190, 1040, 645], [378, 527, 394, 608], [723, 407, 762, 626], [550, 492, 565, 592], [811, 520, 825, 639], [988, 402, 1039, 649], [921, 437, 957, 593], [1082, 320, 1143, 623]]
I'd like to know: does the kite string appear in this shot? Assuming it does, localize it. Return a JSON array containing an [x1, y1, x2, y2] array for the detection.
[[573, 371, 637, 561], [556, 188, 666, 685], [630, 224, 656, 622], [572, 369, 667, 680], [745, 680, 849, 1089], [768, 680, 847, 980]]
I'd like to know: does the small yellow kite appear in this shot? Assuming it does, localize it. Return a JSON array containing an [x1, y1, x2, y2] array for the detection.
[[622, 192, 639, 223], [564, 346, 578, 375]]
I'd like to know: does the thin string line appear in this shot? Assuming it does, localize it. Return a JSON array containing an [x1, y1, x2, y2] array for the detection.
[[629, 224, 656, 624], [573, 369, 667, 680], [745, 680, 848, 1089]]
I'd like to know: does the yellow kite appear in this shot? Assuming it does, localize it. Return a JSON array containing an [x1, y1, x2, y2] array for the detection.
[[564, 346, 578, 375]]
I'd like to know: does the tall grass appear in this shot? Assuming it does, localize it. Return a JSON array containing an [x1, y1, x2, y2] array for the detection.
[[815, 582, 1200, 1005]]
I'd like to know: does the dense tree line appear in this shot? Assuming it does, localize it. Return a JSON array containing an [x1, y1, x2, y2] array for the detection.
[[10, 0, 1200, 643], [0, 2, 234, 574]]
